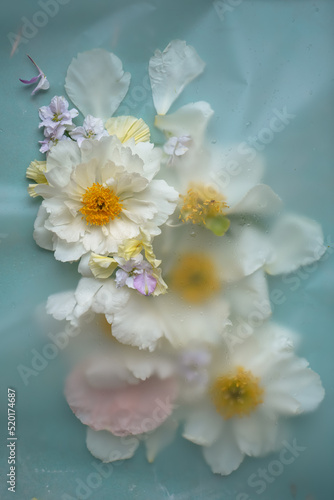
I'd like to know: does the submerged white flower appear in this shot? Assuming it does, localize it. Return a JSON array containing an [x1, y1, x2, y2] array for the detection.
[[60, 316, 179, 463], [47, 223, 272, 351], [33, 135, 178, 262], [181, 323, 324, 475]]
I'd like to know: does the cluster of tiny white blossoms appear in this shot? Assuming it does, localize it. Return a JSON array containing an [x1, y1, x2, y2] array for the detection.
[[25, 41, 325, 475]]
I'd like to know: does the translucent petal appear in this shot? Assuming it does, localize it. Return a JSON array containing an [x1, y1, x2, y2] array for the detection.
[[264, 214, 326, 275], [86, 428, 140, 463], [149, 40, 205, 115], [65, 49, 131, 120]]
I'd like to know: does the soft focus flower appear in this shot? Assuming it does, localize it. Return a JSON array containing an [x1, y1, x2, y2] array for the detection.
[[163, 135, 192, 165], [70, 115, 108, 146], [19, 55, 49, 95], [33, 135, 178, 262], [181, 324, 325, 475], [39, 95, 78, 135], [47, 223, 272, 350], [64, 330, 179, 463]]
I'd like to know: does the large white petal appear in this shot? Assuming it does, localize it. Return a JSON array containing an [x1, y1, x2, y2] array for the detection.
[[65, 49, 131, 121], [264, 214, 326, 275], [227, 184, 282, 216], [202, 426, 244, 476], [33, 205, 55, 250], [155, 101, 213, 142], [225, 269, 271, 322], [46, 139, 81, 189], [145, 418, 178, 463], [110, 292, 165, 351], [140, 179, 179, 234], [210, 146, 265, 208], [86, 428, 139, 463], [182, 404, 223, 446], [149, 40, 205, 115], [46, 291, 76, 321], [265, 355, 325, 414], [53, 237, 86, 262], [233, 409, 279, 457]]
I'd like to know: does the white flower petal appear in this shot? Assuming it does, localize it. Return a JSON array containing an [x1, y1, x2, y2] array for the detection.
[[182, 405, 223, 446], [210, 147, 265, 208], [65, 49, 131, 121], [149, 40, 205, 115], [265, 355, 325, 413], [225, 269, 271, 322], [110, 292, 164, 351], [233, 409, 279, 457], [46, 291, 76, 321], [264, 214, 326, 275], [202, 430, 244, 476], [46, 139, 81, 189], [33, 205, 54, 250], [145, 418, 178, 463], [86, 428, 140, 463], [227, 184, 282, 216], [155, 101, 214, 142], [78, 253, 94, 277]]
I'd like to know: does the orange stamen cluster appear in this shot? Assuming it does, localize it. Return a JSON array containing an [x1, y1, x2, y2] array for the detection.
[[80, 183, 122, 226]]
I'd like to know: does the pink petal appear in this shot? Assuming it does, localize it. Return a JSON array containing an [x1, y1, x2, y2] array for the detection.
[[65, 362, 178, 436]]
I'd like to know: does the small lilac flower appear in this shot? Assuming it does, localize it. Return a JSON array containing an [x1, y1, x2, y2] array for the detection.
[[39, 96, 78, 135], [163, 135, 192, 164], [70, 115, 109, 147], [19, 55, 50, 96], [39, 127, 69, 154], [115, 256, 157, 296]]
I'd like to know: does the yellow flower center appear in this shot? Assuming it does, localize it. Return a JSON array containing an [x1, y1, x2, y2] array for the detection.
[[210, 367, 264, 419], [80, 182, 123, 226], [179, 184, 228, 226], [168, 253, 220, 304]]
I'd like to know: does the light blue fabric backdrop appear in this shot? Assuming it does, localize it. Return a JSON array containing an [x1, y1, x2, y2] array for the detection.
[[1, 1, 333, 498]]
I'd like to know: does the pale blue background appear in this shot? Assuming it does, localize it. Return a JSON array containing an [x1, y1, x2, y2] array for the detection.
[[0, 1, 333, 499]]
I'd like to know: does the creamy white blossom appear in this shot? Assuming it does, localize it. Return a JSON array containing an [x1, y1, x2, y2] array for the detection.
[[33, 135, 178, 262], [181, 324, 324, 475]]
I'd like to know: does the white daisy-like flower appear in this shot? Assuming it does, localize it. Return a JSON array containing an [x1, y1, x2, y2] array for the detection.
[[181, 323, 324, 475], [33, 135, 178, 262]]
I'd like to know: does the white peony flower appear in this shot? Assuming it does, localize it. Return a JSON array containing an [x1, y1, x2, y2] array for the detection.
[[33, 135, 178, 262], [181, 323, 324, 475]]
